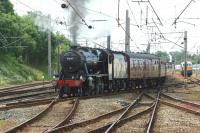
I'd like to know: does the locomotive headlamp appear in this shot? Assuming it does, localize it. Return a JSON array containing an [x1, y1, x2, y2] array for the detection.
[[80, 75, 83, 80]]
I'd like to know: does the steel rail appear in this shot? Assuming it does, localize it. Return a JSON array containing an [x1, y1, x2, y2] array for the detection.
[[0, 84, 53, 97], [145, 93, 200, 116], [145, 91, 161, 133], [86, 104, 154, 133], [0, 97, 75, 111], [161, 93, 200, 108], [4, 97, 58, 133], [105, 92, 144, 133], [188, 78, 200, 85], [0, 81, 50, 92], [50, 98, 79, 129], [161, 100, 200, 116], [0, 90, 55, 104], [46, 104, 129, 133], [191, 77, 200, 83], [0, 91, 134, 111], [0, 98, 52, 111], [4, 92, 137, 132]]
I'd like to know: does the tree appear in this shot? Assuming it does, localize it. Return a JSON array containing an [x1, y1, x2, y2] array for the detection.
[[170, 51, 184, 64], [170, 50, 200, 64], [0, 0, 14, 14], [0, 11, 70, 66], [155, 51, 170, 62]]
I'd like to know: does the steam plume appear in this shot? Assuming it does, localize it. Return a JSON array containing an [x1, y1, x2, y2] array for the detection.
[[68, 0, 90, 46]]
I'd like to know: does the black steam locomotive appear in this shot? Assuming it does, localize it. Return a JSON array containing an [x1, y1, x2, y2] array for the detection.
[[55, 46, 166, 97]]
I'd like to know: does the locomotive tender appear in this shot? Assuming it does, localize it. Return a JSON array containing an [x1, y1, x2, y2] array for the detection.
[[56, 46, 166, 97]]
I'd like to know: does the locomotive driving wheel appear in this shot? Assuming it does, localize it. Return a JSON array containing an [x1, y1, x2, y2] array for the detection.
[[96, 77, 104, 94], [59, 87, 64, 98], [78, 87, 84, 96]]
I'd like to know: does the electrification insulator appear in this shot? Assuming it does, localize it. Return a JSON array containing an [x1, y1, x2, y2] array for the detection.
[[88, 25, 92, 29], [61, 4, 67, 8]]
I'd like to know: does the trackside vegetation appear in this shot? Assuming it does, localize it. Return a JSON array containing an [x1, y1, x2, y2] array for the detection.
[[0, 0, 69, 86]]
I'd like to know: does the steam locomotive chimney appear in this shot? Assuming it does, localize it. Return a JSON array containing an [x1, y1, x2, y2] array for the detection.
[[107, 35, 111, 50]]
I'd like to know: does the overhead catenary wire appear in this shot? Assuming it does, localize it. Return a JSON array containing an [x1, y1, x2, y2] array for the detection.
[[0, 31, 8, 46], [131, 0, 163, 26], [125, 0, 139, 28], [91, 41, 107, 49], [170, 33, 184, 50], [152, 18, 184, 48], [117, 19, 142, 51], [1, 0, 63, 49], [15, 0, 63, 25], [1, 24, 35, 48], [14, 0, 195, 53], [63, 1, 116, 20], [60, 0, 142, 51], [53, 0, 61, 5], [148, 0, 163, 26], [0, 46, 28, 49], [63, 0, 92, 29], [172, 0, 195, 26]]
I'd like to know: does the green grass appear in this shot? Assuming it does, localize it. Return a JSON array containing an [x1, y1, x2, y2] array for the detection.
[[0, 55, 47, 86], [0, 120, 5, 128]]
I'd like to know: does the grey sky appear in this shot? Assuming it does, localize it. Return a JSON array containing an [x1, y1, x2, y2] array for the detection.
[[10, 0, 200, 54]]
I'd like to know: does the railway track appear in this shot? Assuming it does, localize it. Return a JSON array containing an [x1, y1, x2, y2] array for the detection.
[[161, 78, 198, 94], [3, 86, 199, 132], [85, 91, 160, 133], [0, 81, 56, 105], [188, 77, 200, 85], [0, 89, 56, 105], [145, 92, 200, 116], [110, 89, 200, 133], [0, 84, 53, 97], [0, 81, 51, 94], [0, 98, 54, 111], [143, 92, 200, 132], [0, 82, 53, 98], [45, 89, 160, 133], [1, 91, 137, 133], [160, 93, 200, 115], [0, 89, 138, 111], [4, 96, 79, 133], [3, 81, 199, 133], [0, 78, 193, 107]]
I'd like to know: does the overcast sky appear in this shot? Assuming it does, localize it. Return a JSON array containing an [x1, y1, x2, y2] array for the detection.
[[10, 0, 200, 54]]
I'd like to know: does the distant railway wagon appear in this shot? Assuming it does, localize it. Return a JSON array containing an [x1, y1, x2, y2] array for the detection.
[[55, 46, 167, 97], [181, 61, 192, 77]]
